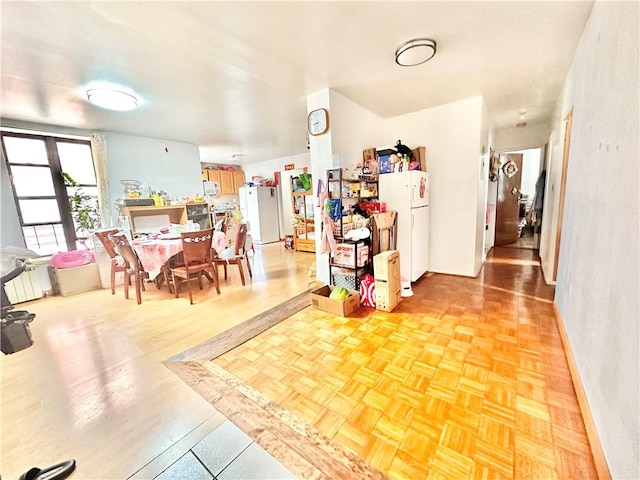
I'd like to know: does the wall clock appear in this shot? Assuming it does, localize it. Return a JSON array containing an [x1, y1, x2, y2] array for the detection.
[[307, 108, 329, 136]]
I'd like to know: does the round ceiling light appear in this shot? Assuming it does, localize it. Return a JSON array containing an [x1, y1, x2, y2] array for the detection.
[[395, 38, 437, 66], [86, 88, 139, 111]]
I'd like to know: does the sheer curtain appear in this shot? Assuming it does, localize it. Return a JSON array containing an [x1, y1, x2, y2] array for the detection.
[[90, 133, 111, 227]]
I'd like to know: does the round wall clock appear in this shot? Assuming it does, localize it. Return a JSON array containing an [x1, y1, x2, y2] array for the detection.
[[307, 108, 329, 136]]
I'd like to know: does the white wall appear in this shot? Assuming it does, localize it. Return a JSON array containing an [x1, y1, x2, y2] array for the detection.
[[475, 99, 492, 271], [385, 96, 484, 277], [105, 133, 202, 224], [494, 121, 550, 152], [551, 2, 639, 478]]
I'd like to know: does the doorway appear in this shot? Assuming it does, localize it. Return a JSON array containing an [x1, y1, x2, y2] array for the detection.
[[495, 147, 543, 250]]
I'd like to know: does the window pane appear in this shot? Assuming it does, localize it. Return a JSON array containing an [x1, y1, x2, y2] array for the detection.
[[3, 136, 49, 165], [11, 165, 56, 196], [57, 142, 96, 185], [66, 186, 98, 198], [19, 199, 61, 223], [22, 224, 67, 255]]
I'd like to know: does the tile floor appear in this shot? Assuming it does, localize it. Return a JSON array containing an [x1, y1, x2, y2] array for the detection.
[[154, 420, 297, 480]]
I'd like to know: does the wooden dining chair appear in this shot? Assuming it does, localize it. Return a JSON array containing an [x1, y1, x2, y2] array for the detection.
[[213, 223, 252, 285], [110, 233, 149, 305], [94, 228, 128, 294], [172, 228, 220, 304]]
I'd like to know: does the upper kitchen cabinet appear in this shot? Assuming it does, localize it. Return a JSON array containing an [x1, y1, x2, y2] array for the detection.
[[232, 171, 246, 192], [201, 168, 245, 195], [219, 170, 234, 194]]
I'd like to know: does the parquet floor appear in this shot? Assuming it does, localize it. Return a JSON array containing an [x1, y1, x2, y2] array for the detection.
[[214, 247, 598, 479]]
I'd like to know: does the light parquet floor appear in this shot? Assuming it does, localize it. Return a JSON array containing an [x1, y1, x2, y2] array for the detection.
[[213, 247, 597, 479]]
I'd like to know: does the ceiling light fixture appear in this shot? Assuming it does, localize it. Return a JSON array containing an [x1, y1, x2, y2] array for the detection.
[[395, 38, 437, 66], [86, 88, 139, 111]]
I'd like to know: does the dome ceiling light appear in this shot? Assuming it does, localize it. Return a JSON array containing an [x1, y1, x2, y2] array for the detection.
[[86, 88, 139, 111], [395, 38, 437, 67]]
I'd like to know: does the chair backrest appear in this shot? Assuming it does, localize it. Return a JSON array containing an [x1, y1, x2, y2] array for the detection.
[[110, 233, 139, 270], [181, 228, 214, 266], [234, 223, 248, 256], [95, 228, 120, 259]]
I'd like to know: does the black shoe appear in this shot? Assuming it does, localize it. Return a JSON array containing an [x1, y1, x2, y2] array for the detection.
[[18, 459, 76, 480]]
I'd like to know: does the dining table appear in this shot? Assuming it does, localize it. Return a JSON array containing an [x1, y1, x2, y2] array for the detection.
[[131, 231, 227, 288]]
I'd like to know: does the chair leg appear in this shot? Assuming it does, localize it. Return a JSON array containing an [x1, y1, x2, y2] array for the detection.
[[124, 271, 130, 299], [187, 269, 194, 304], [237, 260, 246, 286], [164, 268, 174, 294], [245, 253, 252, 278], [134, 272, 142, 305], [110, 262, 116, 294], [224, 264, 228, 280], [173, 272, 180, 298], [211, 264, 220, 294]]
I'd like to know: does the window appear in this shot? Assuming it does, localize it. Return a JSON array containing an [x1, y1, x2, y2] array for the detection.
[[1, 132, 97, 255]]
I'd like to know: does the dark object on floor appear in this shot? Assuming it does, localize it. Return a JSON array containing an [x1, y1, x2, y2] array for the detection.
[[1, 256, 36, 354], [18, 459, 76, 480]]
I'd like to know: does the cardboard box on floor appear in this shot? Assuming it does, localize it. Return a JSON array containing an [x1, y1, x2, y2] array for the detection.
[[310, 285, 360, 317], [50, 263, 101, 297]]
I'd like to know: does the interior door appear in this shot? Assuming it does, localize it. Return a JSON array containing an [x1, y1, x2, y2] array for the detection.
[[495, 153, 523, 246]]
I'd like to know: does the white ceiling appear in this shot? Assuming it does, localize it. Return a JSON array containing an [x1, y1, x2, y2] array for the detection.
[[1, 1, 594, 165]]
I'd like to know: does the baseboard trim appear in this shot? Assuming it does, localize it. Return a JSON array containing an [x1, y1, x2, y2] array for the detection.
[[553, 303, 611, 480]]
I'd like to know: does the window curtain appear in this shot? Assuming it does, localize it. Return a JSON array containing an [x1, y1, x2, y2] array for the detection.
[[90, 133, 111, 227]]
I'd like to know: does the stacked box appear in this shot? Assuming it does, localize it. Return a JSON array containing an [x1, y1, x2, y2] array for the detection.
[[373, 250, 402, 312], [333, 242, 369, 267]]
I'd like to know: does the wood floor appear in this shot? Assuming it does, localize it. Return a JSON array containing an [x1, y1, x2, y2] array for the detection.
[[0, 244, 316, 479], [0, 245, 597, 479], [212, 248, 597, 479]]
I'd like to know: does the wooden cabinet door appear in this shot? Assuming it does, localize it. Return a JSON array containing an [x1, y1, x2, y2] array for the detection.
[[232, 171, 246, 192], [207, 170, 221, 185], [201, 169, 209, 181], [219, 170, 234, 194]]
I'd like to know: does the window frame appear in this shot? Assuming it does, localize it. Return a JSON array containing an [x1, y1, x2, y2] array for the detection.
[[1, 131, 96, 253]]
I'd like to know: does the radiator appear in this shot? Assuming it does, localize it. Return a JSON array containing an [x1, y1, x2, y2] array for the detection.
[[4, 267, 43, 304]]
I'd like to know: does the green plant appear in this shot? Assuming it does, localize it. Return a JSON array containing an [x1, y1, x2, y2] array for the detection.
[[61, 172, 101, 237]]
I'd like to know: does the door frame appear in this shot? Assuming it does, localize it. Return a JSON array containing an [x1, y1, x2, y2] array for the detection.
[[553, 108, 573, 281]]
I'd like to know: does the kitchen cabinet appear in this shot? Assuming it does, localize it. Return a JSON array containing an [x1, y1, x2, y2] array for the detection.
[[201, 169, 246, 195], [232, 171, 246, 192], [218, 170, 233, 194]]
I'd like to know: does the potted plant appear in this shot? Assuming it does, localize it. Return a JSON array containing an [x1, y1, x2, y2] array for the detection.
[[61, 172, 101, 247]]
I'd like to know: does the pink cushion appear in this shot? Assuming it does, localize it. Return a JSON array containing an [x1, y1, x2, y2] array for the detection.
[[50, 250, 95, 269]]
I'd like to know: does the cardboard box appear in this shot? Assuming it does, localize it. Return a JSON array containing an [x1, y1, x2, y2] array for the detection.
[[333, 242, 369, 268], [412, 146, 427, 172], [311, 285, 361, 317], [373, 250, 400, 282], [51, 263, 102, 297], [375, 280, 402, 312]]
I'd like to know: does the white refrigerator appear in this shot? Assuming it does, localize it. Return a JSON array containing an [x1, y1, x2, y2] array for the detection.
[[239, 186, 281, 244], [378, 171, 430, 282]]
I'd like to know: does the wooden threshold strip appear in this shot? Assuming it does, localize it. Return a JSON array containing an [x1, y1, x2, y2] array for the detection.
[[165, 360, 388, 480]]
